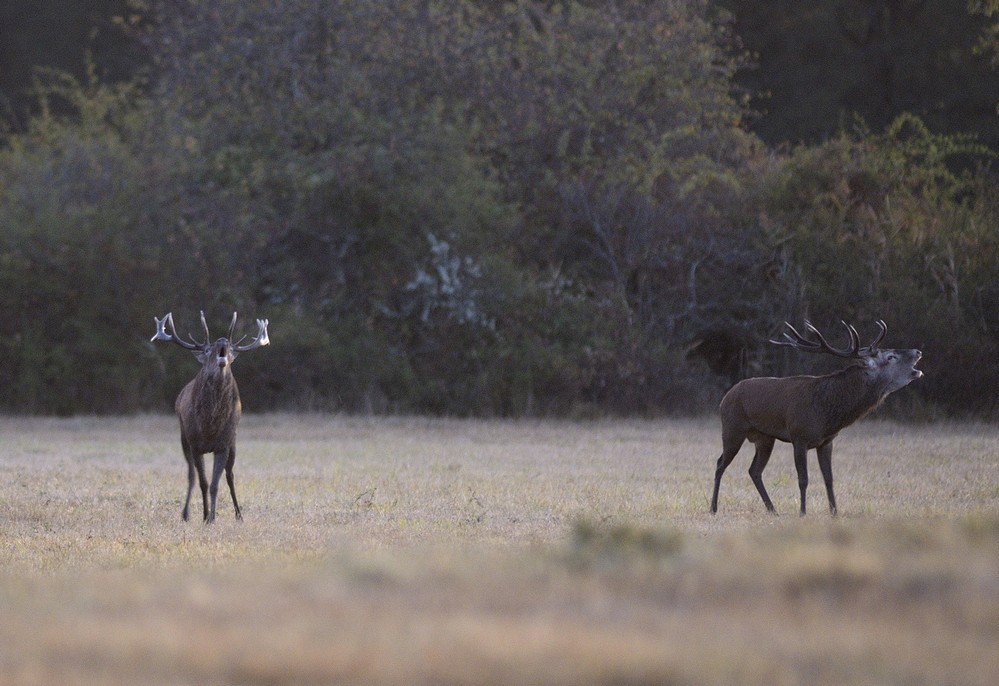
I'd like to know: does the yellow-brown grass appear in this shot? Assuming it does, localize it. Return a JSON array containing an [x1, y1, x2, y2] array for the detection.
[[1, 415, 997, 684]]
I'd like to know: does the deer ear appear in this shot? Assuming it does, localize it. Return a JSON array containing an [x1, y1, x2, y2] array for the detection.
[[193, 349, 209, 364]]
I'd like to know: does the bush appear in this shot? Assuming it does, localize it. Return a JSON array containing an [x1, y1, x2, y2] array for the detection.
[[756, 114, 999, 414]]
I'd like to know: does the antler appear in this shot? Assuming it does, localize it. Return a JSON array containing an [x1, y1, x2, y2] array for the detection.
[[198, 310, 211, 343], [153, 311, 270, 352], [860, 319, 888, 354], [769, 320, 864, 359], [770, 320, 889, 358], [151, 312, 204, 351], [233, 316, 270, 352]]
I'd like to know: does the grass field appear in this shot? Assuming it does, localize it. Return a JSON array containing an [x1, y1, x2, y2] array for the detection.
[[1, 414, 997, 685]]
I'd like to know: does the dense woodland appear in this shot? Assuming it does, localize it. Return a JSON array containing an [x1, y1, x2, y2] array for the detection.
[[1, 0, 998, 417]]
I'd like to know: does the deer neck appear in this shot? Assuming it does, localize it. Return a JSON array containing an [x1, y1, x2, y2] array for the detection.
[[816, 366, 885, 435], [194, 367, 238, 420]]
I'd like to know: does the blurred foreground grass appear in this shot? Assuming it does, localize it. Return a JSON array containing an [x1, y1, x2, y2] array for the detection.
[[0, 415, 997, 684]]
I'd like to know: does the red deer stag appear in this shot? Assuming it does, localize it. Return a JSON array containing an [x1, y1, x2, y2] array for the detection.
[[151, 311, 270, 523], [710, 320, 922, 516]]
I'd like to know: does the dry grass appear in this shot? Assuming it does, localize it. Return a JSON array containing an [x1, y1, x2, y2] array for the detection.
[[1, 414, 997, 685]]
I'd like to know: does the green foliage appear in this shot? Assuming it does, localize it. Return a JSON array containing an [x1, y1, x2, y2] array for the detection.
[[758, 114, 999, 412], [1, 1, 998, 416], [761, 115, 993, 319], [438, 0, 757, 195], [0, 72, 161, 413], [0, 1, 144, 135], [725, 0, 999, 149], [571, 519, 684, 568], [971, 0, 999, 70]]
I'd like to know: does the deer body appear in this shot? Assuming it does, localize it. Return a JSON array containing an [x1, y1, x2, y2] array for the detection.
[[723, 369, 884, 448], [151, 311, 269, 523], [176, 354, 242, 523], [710, 321, 922, 516]]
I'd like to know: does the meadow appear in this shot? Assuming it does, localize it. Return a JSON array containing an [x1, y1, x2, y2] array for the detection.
[[0, 414, 997, 685]]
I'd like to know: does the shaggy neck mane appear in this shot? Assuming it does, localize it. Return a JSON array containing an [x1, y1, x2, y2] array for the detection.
[[193, 367, 239, 435], [815, 365, 887, 436]]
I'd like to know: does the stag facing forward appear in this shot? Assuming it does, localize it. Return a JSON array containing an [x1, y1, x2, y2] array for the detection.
[[710, 320, 922, 516], [151, 311, 269, 522]]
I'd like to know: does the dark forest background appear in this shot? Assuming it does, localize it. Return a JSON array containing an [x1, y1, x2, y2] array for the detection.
[[1, 0, 998, 417]]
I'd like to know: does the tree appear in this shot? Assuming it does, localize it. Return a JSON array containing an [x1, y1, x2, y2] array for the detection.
[[0, 0, 144, 133], [0, 70, 162, 412], [971, 0, 999, 69], [757, 114, 999, 412], [722, 0, 999, 148]]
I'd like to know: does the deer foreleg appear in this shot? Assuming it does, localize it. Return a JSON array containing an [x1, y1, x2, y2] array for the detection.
[[226, 445, 241, 521], [181, 439, 196, 522], [817, 442, 837, 516], [193, 453, 209, 522], [208, 451, 227, 524], [793, 443, 809, 516]]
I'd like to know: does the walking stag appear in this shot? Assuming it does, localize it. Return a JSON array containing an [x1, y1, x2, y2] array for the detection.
[[151, 311, 270, 522], [710, 320, 922, 516]]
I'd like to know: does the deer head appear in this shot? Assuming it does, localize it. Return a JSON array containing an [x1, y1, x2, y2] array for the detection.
[[771, 320, 922, 394], [151, 311, 270, 375]]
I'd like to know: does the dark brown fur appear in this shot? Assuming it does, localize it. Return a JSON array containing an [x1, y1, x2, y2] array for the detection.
[[151, 311, 269, 523], [710, 324, 922, 516], [176, 348, 243, 523]]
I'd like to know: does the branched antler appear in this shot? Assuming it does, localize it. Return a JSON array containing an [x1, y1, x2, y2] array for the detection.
[[151, 312, 204, 351], [769, 320, 887, 359], [233, 316, 270, 352]]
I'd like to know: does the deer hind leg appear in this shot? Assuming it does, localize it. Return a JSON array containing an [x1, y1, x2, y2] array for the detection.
[[816, 442, 837, 516], [793, 443, 809, 516], [710, 431, 746, 514], [748, 436, 777, 513], [225, 445, 242, 521]]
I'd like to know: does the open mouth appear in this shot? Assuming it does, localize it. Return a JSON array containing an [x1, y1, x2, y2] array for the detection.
[[912, 351, 923, 378]]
